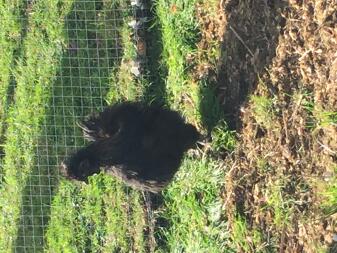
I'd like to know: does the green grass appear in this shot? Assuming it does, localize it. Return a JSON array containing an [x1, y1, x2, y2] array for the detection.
[[231, 215, 250, 252], [0, 0, 24, 140], [211, 120, 236, 153], [153, 2, 236, 250], [0, 0, 237, 252], [265, 180, 294, 229], [0, 1, 73, 251], [156, 0, 226, 132], [45, 181, 88, 252], [43, 1, 148, 252], [314, 110, 337, 128], [106, 21, 147, 103], [156, 0, 200, 118], [158, 158, 233, 252], [317, 167, 337, 216], [231, 216, 267, 253], [293, 90, 337, 130], [46, 175, 147, 252]]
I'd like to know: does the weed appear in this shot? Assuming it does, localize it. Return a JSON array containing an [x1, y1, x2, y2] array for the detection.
[[211, 120, 236, 153], [314, 109, 337, 128], [250, 95, 275, 129], [231, 215, 250, 252], [294, 90, 336, 130], [256, 158, 271, 173], [265, 180, 293, 229], [318, 167, 337, 215]]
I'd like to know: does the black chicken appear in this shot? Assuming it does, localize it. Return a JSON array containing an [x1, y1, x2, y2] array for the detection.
[[61, 102, 200, 193]]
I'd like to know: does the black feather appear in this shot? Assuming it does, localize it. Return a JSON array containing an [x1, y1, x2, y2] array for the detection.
[[61, 102, 200, 193]]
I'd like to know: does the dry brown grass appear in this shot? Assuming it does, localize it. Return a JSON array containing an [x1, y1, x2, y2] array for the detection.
[[196, 0, 336, 252]]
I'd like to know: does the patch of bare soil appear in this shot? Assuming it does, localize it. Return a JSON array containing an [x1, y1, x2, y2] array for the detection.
[[198, 0, 337, 252]]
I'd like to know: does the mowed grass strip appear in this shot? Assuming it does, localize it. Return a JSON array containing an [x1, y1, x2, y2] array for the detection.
[[158, 158, 233, 252], [46, 175, 145, 252], [156, 0, 226, 130], [14, 0, 122, 250], [106, 20, 147, 103], [0, 0, 24, 151], [47, 171, 146, 252], [0, 0, 73, 250], [155, 1, 236, 251], [156, 0, 200, 121], [46, 3, 149, 251]]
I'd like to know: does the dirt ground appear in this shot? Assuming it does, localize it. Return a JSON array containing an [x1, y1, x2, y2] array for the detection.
[[197, 0, 336, 252]]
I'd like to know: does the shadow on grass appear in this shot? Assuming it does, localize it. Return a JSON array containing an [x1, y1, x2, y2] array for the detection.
[[143, 6, 168, 106], [14, 0, 124, 251], [200, 0, 287, 131]]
